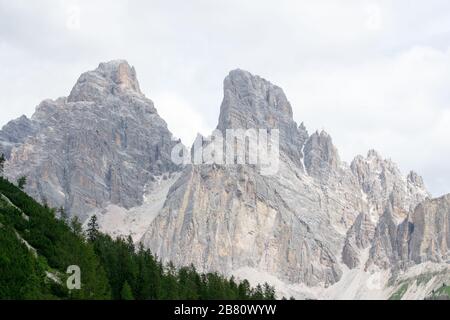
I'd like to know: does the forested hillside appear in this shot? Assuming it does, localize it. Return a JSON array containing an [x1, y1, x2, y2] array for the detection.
[[0, 177, 276, 300]]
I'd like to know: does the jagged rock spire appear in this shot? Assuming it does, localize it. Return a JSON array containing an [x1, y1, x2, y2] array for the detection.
[[3, 60, 177, 219], [304, 130, 340, 178], [68, 60, 142, 103], [217, 69, 293, 131], [217, 69, 308, 169]]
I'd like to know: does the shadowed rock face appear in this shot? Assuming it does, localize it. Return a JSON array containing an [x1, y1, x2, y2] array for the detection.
[[342, 212, 376, 269], [2, 60, 179, 220], [368, 194, 450, 270], [0, 115, 38, 158], [408, 195, 450, 264]]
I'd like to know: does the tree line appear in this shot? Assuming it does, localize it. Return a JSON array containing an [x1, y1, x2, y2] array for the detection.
[[0, 175, 276, 300]]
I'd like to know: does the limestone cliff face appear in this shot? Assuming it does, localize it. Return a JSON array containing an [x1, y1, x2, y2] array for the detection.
[[2, 60, 179, 219], [367, 204, 403, 269], [217, 69, 309, 170], [304, 130, 340, 179], [0, 115, 38, 158], [2, 63, 446, 295], [368, 194, 450, 271], [342, 212, 376, 269], [67, 60, 142, 103], [140, 69, 429, 287], [408, 195, 450, 264], [350, 150, 428, 216]]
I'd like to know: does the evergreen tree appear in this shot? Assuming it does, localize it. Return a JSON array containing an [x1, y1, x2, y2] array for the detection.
[[58, 206, 68, 222], [70, 216, 83, 237], [126, 235, 135, 253], [160, 262, 180, 300], [252, 284, 265, 300], [0, 153, 5, 176], [17, 176, 27, 190], [42, 197, 49, 209], [227, 276, 239, 300], [178, 266, 200, 299], [120, 281, 134, 300], [87, 215, 99, 242], [0, 176, 276, 301], [263, 282, 276, 300], [238, 280, 251, 300]]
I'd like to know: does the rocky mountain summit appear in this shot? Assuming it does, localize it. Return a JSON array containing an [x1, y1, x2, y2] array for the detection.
[[1, 60, 179, 220], [140, 69, 443, 297], [1, 61, 449, 299]]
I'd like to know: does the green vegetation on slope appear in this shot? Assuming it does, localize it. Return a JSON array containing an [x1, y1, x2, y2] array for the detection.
[[389, 283, 409, 300], [0, 177, 110, 299], [0, 177, 276, 300], [430, 284, 450, 299]]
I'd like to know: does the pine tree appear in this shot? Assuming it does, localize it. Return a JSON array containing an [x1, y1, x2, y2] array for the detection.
[[120, 281, 134, 300], [42, 197, 49, 209], [227, 276, 238, 299], [126, 235, 135, 253], [17, 176, 27, 189], [238, 280, 251, 300], [252, 284, 265, 300], [71, 216, 83, 237], [161, 262, 180, 300], [263, 282, 276, 300], [58, 206, 68, 222], [87, 215, 99, 242], [0, 176, 276, 301], [0, 153, 5, 176]]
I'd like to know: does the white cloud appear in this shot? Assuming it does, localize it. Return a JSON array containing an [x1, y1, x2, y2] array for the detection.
[[285, 46, 450, 196], [152, 92, 212, 146], [1, 0, 450, 196]]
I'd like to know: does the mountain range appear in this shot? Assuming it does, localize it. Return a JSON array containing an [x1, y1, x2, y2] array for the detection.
[[1, 60, 449, 299]]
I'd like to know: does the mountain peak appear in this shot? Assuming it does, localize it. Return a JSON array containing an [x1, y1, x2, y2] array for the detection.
[[407, 171, 426, 189], [97, 60, 141, 92], [227, 68, 253, 79], [304, 129, 340, 177], [68, 60, 141, 102], [217, 69, 293, 131], [367, 149, 382, 159]]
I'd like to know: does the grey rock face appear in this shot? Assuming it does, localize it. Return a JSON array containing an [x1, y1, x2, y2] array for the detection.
[[368, 194, 450, 271], [351, 150, 431, 271], [351, 150, 429, 216], [2, 63, 444, 292], [3, 60, 179, 219], [408, 195, 450, 264], [217, 69, 309, 170], [142, 160, 348, 286], [0, 115, 38, 158], [68, 60, 142, 103], [141, 69, 430, 286], [342, 212, 376, 268], [304, 130, 340, 179], [367, 204, 403, 269]]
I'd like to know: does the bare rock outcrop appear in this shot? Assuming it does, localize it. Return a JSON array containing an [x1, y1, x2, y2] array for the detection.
[[2, 63, 444, 295], [2, 60, 179, 219], [141, 69, 430, 286], [342, 212, 376, 268], [408, 195, 450, 264]]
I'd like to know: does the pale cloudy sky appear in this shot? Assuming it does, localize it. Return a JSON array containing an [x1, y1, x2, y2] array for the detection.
[[1, 0, 450, 196]]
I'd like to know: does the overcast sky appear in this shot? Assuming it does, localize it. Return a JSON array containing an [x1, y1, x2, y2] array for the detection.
[[1, 0, 450, 196]]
